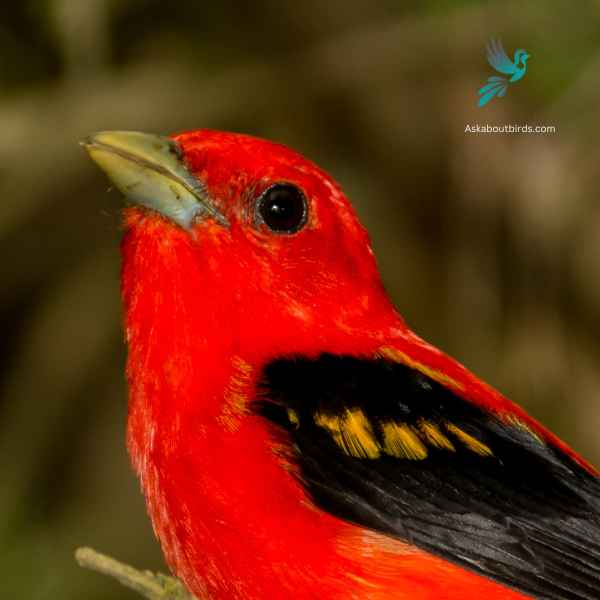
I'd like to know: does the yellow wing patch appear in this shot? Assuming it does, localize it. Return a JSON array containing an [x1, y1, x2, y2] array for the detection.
[[287, 408, 300, 429], [418, 419, 455, 451], [445, 423, 493, 456], [315, 409, 381, 459], [376, 346, 464, 392], [381, 422, 428, 460], [313, 409, 493, 461]]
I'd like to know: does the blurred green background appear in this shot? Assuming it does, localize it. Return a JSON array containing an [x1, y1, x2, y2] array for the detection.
[[2, 1, 600, 598]]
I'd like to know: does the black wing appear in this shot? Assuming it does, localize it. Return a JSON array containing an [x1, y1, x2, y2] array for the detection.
[[255, 354, 600, 600]]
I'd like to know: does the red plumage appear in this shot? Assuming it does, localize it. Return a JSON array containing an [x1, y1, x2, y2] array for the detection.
[[87, 129, 600, 599]]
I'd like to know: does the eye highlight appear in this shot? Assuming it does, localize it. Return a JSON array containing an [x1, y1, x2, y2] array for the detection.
[[255, 183, 308, 234]]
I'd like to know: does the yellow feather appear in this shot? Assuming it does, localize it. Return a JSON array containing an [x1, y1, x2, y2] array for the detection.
[[315, 409, 381, 459], [504, 414, 544, 444], [446, 423, 493, 456], [418, 419, 455, 451], [381, 422, 428, 460]]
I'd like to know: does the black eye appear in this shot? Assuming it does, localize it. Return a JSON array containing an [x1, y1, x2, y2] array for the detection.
[[256, 183, 307, 234]]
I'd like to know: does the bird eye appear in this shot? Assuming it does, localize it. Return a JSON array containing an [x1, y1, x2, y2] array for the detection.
[[256, 183, 307, 234]]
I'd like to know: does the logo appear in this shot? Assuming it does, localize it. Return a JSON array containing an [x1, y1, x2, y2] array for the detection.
[[478, 39, 530, 107]]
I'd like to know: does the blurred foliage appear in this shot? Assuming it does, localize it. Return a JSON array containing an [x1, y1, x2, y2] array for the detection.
[[2, 0, 600, 598]]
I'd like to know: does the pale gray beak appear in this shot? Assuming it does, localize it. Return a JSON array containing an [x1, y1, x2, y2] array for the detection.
[[83, 130, 228, 229]]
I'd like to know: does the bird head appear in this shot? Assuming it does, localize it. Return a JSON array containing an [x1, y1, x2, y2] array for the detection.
[[514, 49, 531, 66], [84, 130, 400, 365]]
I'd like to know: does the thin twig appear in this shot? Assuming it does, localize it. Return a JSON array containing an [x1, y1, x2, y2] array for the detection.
[[75, 547, 197, 600]]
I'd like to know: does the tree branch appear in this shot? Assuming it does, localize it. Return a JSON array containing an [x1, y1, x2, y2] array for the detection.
[[75, 547, 197, 600]]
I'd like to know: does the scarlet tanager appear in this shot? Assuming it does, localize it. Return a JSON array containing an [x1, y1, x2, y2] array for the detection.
[[84, 130, 600, 599]]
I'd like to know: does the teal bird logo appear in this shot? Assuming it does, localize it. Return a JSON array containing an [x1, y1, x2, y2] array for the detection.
[[478, 38, 530, 107]]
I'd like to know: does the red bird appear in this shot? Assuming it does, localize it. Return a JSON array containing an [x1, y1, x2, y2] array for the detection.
[[85, 130, 600, 600]]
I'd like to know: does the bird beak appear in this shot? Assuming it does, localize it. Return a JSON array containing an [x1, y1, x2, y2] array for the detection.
[[82, 131, 229, 229]]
